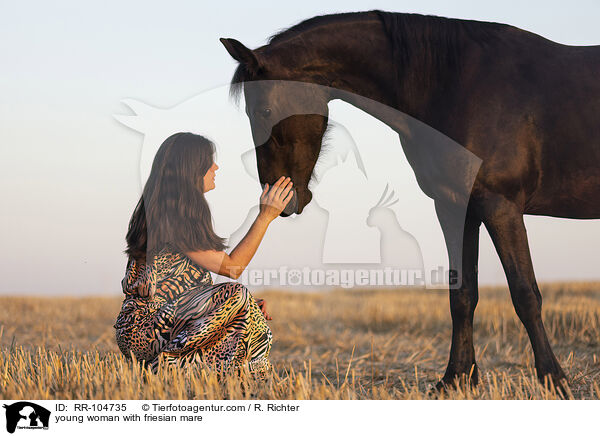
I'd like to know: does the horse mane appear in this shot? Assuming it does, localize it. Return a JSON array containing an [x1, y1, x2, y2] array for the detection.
[[228, 11, 368, 104], [266, 11, 369, 45], [374, 11, 511, 98], [228, 10, 514, 104]]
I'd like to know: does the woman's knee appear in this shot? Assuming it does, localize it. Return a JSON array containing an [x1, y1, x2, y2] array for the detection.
[[225, 282, 251, 307], [211, 282, 251, 309]]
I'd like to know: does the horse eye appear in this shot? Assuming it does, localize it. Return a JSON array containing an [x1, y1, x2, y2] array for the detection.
[[261, 108, 272, 118]]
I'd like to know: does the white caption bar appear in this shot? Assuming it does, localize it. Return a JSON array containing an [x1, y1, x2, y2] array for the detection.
[[0, 399, 595, 436]]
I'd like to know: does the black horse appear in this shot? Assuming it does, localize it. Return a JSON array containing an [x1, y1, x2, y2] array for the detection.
[[220, 10, 600, 391]]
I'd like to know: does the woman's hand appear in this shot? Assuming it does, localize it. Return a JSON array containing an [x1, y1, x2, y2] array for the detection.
[[254, 298, 272, 320], [187, 177, 293, 280], [258, 176, 294, 222]]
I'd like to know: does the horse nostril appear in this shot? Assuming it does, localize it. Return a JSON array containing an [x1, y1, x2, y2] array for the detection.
[[281, 192, 297, 217], [294, 189, 312, 214]]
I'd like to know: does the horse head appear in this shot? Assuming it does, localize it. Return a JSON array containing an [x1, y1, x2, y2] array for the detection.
[[220, 38, 331, 216]]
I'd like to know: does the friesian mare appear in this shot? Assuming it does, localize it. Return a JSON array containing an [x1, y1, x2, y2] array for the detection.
[[220, 10, 600, 391]]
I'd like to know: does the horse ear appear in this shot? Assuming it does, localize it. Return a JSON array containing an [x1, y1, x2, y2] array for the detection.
[[219, 38, 261, 74]]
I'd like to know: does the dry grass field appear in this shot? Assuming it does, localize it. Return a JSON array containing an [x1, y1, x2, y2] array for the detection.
[[1, 282, 599, 400]]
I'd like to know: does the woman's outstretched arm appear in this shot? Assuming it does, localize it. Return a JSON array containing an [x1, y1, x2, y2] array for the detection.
[[185, 176, 293, 279]]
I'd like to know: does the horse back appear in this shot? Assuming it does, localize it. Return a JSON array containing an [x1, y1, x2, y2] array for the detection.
[[455, 35, 600, 218]]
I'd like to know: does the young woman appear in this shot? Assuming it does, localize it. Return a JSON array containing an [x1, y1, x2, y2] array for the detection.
[[113, 132, 293, 378]]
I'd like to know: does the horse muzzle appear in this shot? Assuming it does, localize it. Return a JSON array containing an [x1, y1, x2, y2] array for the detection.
[[280, 187, 312, 216]]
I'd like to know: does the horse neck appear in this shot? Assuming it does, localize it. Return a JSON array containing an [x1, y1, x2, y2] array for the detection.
[[304, 17, 401, 110], [280, 13, 496, 128], [265, 16, 395, 107]]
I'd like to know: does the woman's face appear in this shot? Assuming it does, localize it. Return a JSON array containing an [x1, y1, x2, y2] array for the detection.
[[202, 161, 219, 192]]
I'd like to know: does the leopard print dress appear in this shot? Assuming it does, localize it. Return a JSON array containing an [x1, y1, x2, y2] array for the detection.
[[113, 243, 273, 378]]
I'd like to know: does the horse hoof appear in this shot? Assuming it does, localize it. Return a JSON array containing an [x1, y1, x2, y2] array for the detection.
[[539, 374, 572, 399], [428, 381, 447, 397], [429, 372, 478, 397]]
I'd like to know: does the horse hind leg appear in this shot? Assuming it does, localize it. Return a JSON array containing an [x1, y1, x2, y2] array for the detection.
[[434, 201, 481, 391], [482, 196, 568, 395]]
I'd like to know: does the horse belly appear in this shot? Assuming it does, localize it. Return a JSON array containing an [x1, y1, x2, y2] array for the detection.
[[525, 162, 600, 219], [525, 189, 600, 219]]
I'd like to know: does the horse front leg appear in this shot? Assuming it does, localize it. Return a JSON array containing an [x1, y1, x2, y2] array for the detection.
[[482, 195, 568, 393], [434, 201, 482, 390]]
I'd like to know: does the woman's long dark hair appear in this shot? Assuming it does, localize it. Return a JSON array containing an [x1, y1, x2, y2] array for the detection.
[[124, 132, 228, 262]]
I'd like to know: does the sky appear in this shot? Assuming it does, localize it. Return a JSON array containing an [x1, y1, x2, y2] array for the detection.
[[1, 0, 599, 296]]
